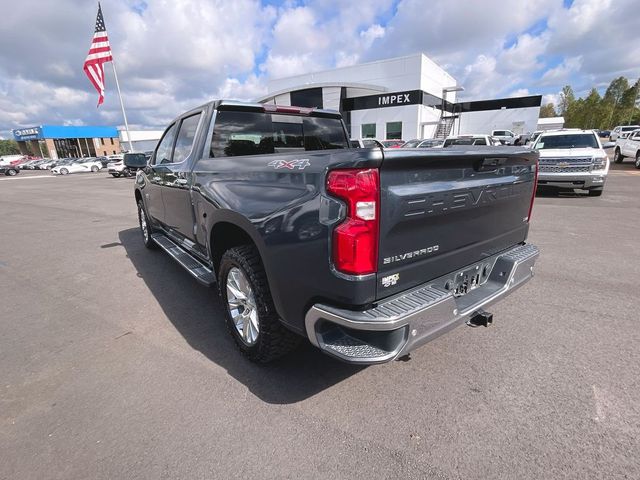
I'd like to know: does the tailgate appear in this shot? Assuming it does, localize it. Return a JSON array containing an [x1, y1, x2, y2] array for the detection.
[[377, 147, 537, 299]]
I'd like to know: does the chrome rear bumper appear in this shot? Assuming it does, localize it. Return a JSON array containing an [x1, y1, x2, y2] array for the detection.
[[305, 244, 539, 364]]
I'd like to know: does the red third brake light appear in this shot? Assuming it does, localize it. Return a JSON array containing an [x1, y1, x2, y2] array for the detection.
[[326, 169, 380, 275]]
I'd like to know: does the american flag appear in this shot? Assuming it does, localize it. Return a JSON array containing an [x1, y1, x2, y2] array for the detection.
[[83, 3, 113, 106]]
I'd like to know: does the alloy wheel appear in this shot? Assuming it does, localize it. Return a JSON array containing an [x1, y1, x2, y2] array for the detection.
[[226, 267, 259, 345]]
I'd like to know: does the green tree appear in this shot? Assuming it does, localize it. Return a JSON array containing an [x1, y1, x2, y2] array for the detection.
[[540, 103, 557, 117], [559, 85, 575, 117], [582, 88, 602, 129], [602, 76, 629, 127], [0, 139, 20, 156]]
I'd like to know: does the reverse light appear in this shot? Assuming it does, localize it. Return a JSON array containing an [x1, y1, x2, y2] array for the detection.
[[326, 169, 380, 275]]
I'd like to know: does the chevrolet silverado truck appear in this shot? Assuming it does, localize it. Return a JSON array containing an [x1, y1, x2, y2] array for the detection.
[[613, 128, 640, 168], [532, 129, 609, 196], [126, 100, 539, 364]]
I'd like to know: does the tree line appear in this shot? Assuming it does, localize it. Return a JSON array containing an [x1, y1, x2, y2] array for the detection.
[[539, 76, 640, 130], [0, 139, 20, 156]]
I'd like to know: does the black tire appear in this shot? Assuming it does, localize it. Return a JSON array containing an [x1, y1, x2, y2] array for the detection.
[[137, 200, 157, 249], [635, 152, 640, 169], [60, 168, 69, 175], [91, 165, 99, 172], [218, 245, 299, 363], [111, 173, 120, 178], [123, 168, 131, 177], [613, 148, 624, 163], [588, 188, 603, 197], [6, 169, 17, 176]]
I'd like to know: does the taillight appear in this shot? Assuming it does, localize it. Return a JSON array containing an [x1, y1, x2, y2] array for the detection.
[[527, 158, 538, 222], [326, 168, 380, 275]]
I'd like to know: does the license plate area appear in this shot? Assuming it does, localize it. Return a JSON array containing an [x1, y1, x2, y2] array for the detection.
[[443, 261, 493, 298]]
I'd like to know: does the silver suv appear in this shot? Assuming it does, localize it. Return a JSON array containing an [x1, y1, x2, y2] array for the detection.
[[532, 129, 609, 196]]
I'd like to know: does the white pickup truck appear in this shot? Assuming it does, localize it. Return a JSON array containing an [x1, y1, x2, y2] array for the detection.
[[613, 129, 640, 168]]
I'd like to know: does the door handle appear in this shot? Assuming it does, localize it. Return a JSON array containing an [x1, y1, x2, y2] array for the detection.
[[176, 178, 188, 185]]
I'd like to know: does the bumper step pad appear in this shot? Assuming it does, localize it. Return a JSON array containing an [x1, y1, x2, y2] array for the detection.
[[151, 234, 215, 286], [306, 243, 539, 364]]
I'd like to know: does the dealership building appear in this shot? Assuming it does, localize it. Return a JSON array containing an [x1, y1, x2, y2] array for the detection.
[[12, 125, 122, 159], [258, 53, 542, 140]]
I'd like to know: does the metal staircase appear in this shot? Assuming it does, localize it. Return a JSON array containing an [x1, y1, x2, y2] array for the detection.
[[434, 116, 455, 139]]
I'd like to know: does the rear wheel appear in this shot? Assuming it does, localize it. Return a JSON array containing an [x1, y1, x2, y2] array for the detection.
[[635, 152, 640, 169], [91, 165, 99, 172], [613, 148, 624, 163], [6, 169, 17, 176], [219, 245, 299, 363], [137, 200, 157, 249], [588, 187, 603, 197]]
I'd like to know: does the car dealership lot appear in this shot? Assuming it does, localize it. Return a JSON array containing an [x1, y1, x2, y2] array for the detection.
[[1, 165, 639, 479]]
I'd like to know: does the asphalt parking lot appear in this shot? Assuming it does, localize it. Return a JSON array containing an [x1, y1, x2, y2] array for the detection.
[[1, 161, 639, 479]]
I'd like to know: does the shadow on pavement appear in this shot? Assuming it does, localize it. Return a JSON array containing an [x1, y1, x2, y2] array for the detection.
[[118, 227, 364, 404]]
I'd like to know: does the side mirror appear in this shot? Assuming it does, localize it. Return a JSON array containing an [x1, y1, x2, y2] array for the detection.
[[124, 153, 148, 170]]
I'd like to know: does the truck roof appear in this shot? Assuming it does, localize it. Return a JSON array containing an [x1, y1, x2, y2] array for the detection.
[[191, 99, 342, 119]]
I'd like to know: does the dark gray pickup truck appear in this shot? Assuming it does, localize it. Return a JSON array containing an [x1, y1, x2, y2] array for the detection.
[[127, 100, 539, 364]]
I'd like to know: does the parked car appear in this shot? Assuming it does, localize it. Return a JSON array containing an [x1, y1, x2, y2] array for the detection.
[[380, 140, 405, 148], [109, 152, 150, 177], [491, 129, 517, 145], [609, 125, 640, 142], [18, 159, 41, 169], [598, 130, 611, 138], [96, 156, 110, 168], [37, 159, 58, 169], [443, 135, 502, 147], [51, 157, 103, 175], [0, 155, 25, 166], [532, 129, 608, 196], [350, 138, 384, 149], [613, 128, 640, 168], [402, 139, 444, 148], [0, 164, 20, 176], [126, 100, 539, 364], [528, 131, 543, 145]]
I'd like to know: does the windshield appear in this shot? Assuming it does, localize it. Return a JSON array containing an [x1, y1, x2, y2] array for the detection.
[[621, 126, 639, 132], [535, 134, 598, 149], [402, 140, 420, 148]]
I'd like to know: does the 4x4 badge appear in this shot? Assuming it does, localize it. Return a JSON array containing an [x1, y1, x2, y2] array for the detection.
[[268, 159, 310, 170]]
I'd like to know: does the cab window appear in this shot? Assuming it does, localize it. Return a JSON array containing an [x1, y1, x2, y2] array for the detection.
[[173, 113, 202, 163], [153, 123, 177, 165]]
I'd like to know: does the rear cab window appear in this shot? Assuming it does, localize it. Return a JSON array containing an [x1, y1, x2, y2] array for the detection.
[[210, 109, 348, 157]]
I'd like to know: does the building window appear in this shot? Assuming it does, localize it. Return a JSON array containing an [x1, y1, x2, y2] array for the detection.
[[386, 122, 402, 140], [361, 123, 376, 138], [110, 138, 114, 145], [100, 138, 105, 145], [113, 150, 116, 155]]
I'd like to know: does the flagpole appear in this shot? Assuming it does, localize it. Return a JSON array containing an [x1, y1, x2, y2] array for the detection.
[[110, 60, 134, 152]]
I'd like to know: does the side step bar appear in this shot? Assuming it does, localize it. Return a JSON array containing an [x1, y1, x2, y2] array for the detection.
[[151, 233, 216, 286]]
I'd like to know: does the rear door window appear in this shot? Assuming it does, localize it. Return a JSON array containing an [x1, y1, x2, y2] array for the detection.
[[172, 112, 202, 163], [210, 110, 348, 157]]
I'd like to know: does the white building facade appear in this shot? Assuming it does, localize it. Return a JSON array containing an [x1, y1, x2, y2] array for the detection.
[[258, 53, 542, 140]]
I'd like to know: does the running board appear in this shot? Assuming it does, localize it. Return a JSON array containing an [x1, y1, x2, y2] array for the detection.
[[151, 233, 216, 286]]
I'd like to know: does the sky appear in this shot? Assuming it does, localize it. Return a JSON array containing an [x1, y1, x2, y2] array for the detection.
[[0, 0, 639, 138]]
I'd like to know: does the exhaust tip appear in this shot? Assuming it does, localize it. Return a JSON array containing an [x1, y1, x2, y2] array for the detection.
[[466, 310, 493, 328]]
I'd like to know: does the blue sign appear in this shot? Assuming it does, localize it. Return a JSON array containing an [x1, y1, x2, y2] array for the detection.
[[13, 127, 42, 141]]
